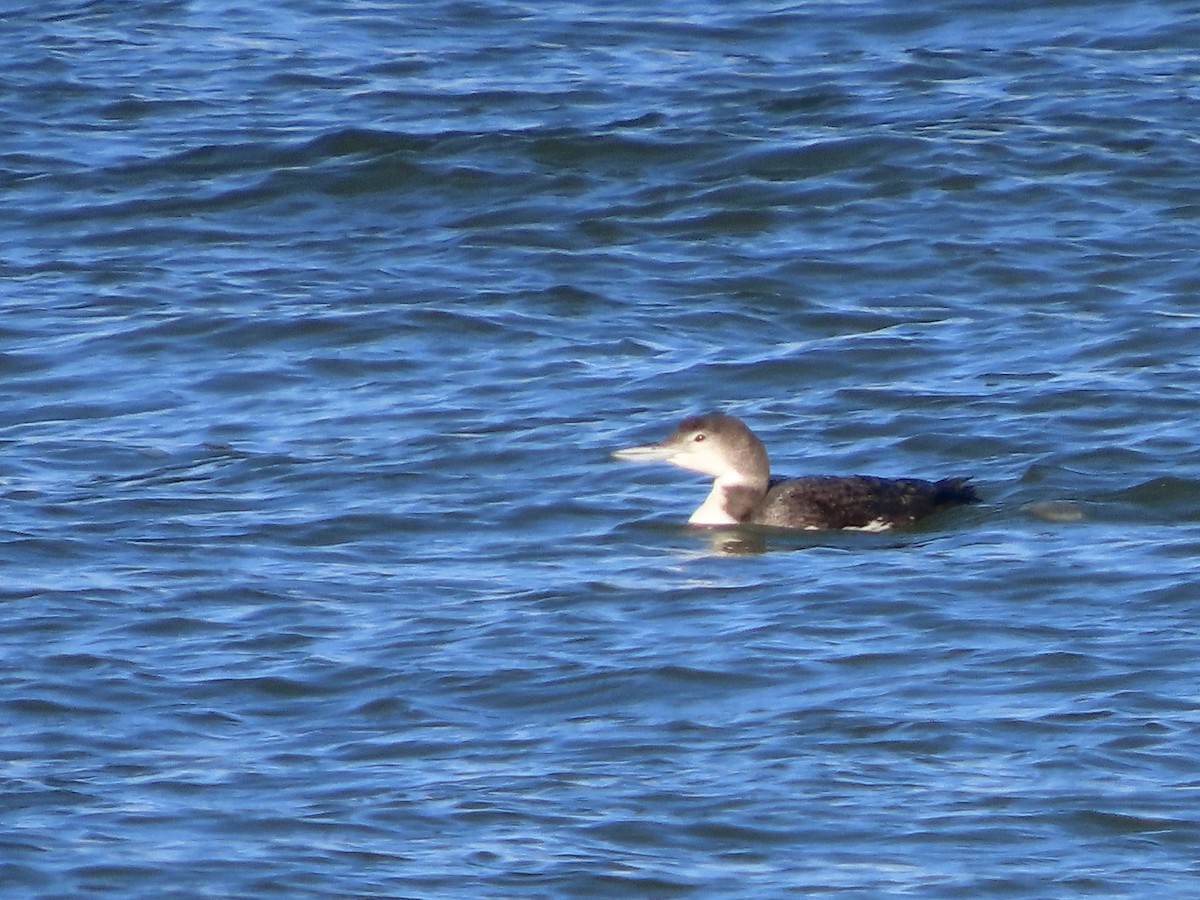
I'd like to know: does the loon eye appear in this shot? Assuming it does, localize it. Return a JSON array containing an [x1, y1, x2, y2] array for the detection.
[[693, 433, 706, 443]]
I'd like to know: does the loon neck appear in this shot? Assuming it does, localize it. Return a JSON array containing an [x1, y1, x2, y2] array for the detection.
[[688, 473, 768, 526]]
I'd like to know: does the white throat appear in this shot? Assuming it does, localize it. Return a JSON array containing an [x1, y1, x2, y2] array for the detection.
[[687, 474, 759, 526]]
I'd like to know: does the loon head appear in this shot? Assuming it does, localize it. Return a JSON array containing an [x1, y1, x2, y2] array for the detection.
[[612, 412, 771, 525], [613, 412, 770, 480]]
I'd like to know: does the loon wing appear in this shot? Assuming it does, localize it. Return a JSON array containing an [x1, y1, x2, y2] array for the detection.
[[750, 475, 977, 530]]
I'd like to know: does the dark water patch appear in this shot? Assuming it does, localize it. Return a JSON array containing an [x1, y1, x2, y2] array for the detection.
[[1108, 477, 1200, 520], [1068, 808, 1200, 839]]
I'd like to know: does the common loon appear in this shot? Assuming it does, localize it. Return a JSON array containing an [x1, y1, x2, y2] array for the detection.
[[613, 412, 978, 531]]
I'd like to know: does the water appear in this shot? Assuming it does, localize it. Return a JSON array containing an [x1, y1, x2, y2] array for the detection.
[[4, 0, 1200, 896]]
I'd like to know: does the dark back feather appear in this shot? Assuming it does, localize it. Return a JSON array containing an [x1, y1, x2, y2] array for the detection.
[[750, 475, 978, 530]]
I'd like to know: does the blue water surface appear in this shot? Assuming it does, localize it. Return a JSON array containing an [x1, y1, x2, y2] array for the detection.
[[3, 0, 1200, 896]]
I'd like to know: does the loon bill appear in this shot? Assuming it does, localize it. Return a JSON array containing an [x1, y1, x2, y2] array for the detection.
[[613, 412, 979, 531]]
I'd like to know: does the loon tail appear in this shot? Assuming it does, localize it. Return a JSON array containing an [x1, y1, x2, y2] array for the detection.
[[935, 477, 980, 506]]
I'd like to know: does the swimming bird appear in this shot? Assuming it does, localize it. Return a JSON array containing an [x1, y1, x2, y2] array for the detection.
[[613, 412, 978, 531]]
